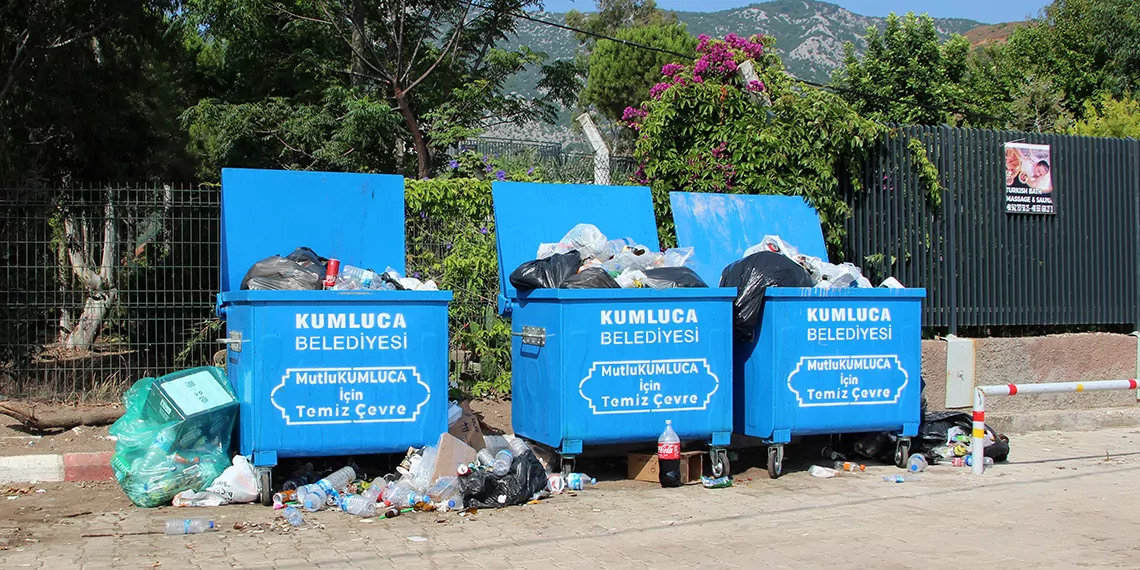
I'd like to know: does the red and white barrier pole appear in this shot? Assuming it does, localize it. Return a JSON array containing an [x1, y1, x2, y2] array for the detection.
[[971, 379, 1139, 474]]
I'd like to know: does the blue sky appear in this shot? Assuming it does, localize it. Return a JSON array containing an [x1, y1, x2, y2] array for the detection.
[[540, 0, 1052, 25]]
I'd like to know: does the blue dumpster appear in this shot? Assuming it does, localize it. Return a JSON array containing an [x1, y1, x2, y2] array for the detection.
[[216, 168, 452, 502], [669, 192, 925, 477], [493, 182, 736, 475]]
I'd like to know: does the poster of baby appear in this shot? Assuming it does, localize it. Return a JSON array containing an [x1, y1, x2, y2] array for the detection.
[[1004, 142, 1054, 214]]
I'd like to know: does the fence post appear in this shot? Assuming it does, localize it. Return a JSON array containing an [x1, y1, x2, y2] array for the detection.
[[943, 125, 958, 336], [576, 112, 610, 186]]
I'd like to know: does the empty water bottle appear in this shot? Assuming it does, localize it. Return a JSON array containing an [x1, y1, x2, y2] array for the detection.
[[282, 506, 304, 527], [882, 474, 920, 483], [428, 476, 461, 506], [164, 518, 216, 535], [507, 436, 531, 458], [492, 449, 513, 476], [483, 435, 510, 455], [333, 264, 379, 290], [907, 453, 929, 473], [566, 473, 596, 490], [476, 448, 495, 467], [313, 466, 356, 503], [301, 485, 327, 512], [362, 478, 387, 502], [964, 455, 994, 467], [339, 494, 377, 517], [833, 461, 866, 472]]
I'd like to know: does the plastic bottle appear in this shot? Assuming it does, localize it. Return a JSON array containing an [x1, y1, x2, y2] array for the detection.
[[282, 507, 304, 527], [507, 436, 531, 458], [964, 455, 994, 467], [428, 476, 461, 505], [332, 264, 378, 290], [301, 486, 327, 512], [313, 466, 356, 503], [565, 473, 596, 490], [657, 419, 682, 488], [882, 474, 920, 483], [164, 518, 216, 535], [476, 448, 495, 467], [483, 435, 510, 455], [907, 453, 929, 473], [339, 494, 377, 517], [808, 465, 839, 478], [833, 461, 866, 472], [362, 478, 387, 503], [492, 449, 513, 476]]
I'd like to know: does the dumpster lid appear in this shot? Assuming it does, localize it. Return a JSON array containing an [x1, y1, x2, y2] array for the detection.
[[219, 168, 406, 294], [668, 192, 828, 287], [492, 182, 659, 305]]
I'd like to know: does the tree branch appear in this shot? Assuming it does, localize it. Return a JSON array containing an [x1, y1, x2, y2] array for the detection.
[[98, 191, 116, 284], [61, 209, 102, 291], [0, 29, 30, 102], [404, 1, 472, 94]]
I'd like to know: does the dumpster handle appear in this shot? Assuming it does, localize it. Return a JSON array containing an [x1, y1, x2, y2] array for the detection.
[[216, 331, 246, 353], [512, 326, 547, 347]]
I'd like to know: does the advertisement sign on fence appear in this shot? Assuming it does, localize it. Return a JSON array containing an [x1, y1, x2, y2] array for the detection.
[[1004, 142, 1054, 214]]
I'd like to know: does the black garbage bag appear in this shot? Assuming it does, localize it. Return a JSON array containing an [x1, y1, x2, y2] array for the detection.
[[850, 412, 1010, 464], [460, 451, 549, 509], [642, 267, 708, 289], [509, 251, 582, 291], [241, 247, 327, 291], [719, 252, 813, 342], [562, 268, 620, 289], [917, 411, 1010, 462]]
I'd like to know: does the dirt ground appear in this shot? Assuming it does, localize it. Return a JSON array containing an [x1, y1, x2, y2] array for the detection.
[[0, 422, 116, 456]]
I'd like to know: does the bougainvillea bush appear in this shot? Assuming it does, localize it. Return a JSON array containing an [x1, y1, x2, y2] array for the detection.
[[624, 33, 888, 253]]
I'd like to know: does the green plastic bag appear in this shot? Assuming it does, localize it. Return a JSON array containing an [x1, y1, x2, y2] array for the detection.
[[109, 367, 238, 508]]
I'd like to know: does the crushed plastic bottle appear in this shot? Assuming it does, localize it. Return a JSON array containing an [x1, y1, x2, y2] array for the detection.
[[833, 461, 866, 472], [476, 448, 495, 468], [312, 466, 356, 505], [907, 454, 928, 473], [332, 264, 379, 290], [565, 473, 596, 490], [164, 518, 216, 535], [428, 476, 462, 508], [492, 449, 513, 476], [282, 506, 304, 527], [964, 455, 994, 467], [507, 436, 531, 458], [339, 494, 377, 517], [882, 474, 920, 483], [808, 465, 839, 478]]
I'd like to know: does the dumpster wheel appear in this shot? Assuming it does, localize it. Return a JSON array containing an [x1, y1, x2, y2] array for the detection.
[[894, 438, 911, 469], [710, 448, 731, 478], [257, 468, 273, 507], [766, 445, 784, 479]]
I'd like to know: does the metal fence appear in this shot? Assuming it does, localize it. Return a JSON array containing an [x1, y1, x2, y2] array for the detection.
[[1, 184, 222, 401], [844, 125, 1140, 332]]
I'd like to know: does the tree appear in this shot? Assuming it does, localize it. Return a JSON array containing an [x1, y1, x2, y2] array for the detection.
[[1068, 94, 1140, 138], [832, 12, 971, 126], [963, 43, 1073, 132], [565, 0, 674, 46], [183, 0, 572, 179], [624, 34, 901, 254], [580, 23, 696, 125]]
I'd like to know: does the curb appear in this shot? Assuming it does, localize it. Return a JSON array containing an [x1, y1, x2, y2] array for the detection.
[[0, 452, 113, 485]]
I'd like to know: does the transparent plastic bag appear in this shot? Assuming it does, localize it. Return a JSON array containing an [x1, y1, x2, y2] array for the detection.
[[658, 247, 694, 268], [560, 223, 608, 260], [109, 367, 237, 508]]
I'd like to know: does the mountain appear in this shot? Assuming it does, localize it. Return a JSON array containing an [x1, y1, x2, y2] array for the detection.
[[491, 0, 986, 145]]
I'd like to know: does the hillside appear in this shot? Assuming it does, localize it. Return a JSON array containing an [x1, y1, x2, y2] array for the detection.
[[492, 0, 987, 145]]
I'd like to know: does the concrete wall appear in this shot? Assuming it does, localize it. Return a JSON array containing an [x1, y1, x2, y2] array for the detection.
[[922, 333, 1140, 432]]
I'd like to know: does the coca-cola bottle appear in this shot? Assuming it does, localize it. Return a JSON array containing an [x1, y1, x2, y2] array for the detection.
[[657, 419, 681, 488]]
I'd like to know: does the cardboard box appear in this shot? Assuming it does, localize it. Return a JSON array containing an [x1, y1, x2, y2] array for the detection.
[[448, 401, 485, 451], [430, 432, 477, 483], [628, 451, 703, 485]]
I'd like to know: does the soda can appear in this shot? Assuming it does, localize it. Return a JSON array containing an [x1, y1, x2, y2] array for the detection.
[[324, 259, 340, 289]]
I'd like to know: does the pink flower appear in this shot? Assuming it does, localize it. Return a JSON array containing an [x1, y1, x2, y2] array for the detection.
[[747, 79, 765, 93], [661, 63, 685, 77], [649, 82, 671, 99]]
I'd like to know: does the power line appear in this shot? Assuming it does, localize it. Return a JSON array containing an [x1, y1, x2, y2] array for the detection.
[[468, 1, 1005, 124]]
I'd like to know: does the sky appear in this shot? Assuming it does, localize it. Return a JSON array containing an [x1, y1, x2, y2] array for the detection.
[[540, 0, 1052, 25]]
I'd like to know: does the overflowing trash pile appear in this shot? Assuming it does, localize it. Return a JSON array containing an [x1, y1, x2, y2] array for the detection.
[[717, 234, 906, 341], [739, 235, 903, 290], [510, 223, 707, 290], [266, 405, 593, 525], [109, 367, 239, 508], [241, 246, 438, 291]]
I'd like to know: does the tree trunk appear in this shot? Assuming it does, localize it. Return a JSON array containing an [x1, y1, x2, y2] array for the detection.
[[350, 0, 366, 89], [0, 402, 123, 431], [395, 89, 431, 178], [60, 194, 118, 351]]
